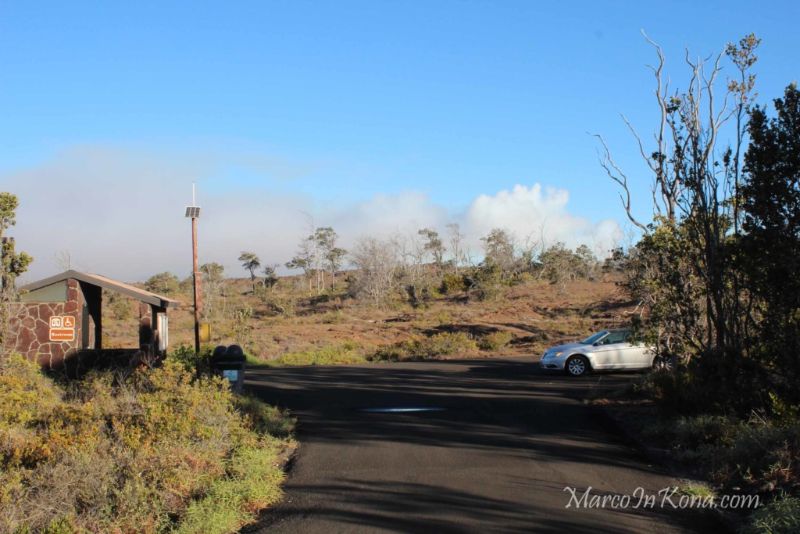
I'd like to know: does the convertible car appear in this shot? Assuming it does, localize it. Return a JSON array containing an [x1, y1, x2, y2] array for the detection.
[[539, 329, 658, 376]]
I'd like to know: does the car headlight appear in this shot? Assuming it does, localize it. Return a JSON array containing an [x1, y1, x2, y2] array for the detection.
[[553, 351, 563, 358]]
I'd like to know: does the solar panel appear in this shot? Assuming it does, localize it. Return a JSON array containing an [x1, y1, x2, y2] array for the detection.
[[185, 206, 201, 218]]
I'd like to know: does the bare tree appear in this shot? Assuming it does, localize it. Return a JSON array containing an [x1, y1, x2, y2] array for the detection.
[[348, 236, 401, 306], [53, 250, 72, 271], [200, 262, 225, 321], [446, 223, 465, 274]]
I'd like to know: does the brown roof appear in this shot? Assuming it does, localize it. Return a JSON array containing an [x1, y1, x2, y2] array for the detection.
[[20, 270, 180, 309]]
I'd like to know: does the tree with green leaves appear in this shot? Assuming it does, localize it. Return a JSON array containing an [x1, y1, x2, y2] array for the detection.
[[238, 252, 261, 292], [602, 34, 764, 411], [418, 228, 445, 270], [314, 227, 346, 290], [144, 272, 180, 295], [262, 264, 279, 291], [481, 228, 515, 279], [286, 239, 315, 292], [740, 83, 800, 402], [0, 192, 33, 350], [0, 193, 32, 291]]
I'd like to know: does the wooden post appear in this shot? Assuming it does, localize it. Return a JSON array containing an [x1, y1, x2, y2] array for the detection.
[[192, 215, 202, 354]]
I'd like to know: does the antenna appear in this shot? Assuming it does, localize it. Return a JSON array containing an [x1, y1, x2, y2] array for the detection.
[[185, 182, 201, 218], [185, 183, 202, 353]]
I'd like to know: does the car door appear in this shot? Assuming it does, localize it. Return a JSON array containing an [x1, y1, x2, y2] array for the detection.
[[591, 331, 628, 369], [611, 330, 641, 369], [617, 331, 654, 369], [626, 340, 653, 369]]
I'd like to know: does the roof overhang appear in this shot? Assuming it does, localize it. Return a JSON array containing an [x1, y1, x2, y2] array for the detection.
[[20, 270, 180, 309]]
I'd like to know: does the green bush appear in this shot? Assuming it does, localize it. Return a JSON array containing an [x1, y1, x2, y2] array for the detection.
[[105, 290, 134, 320], [0, 354, 294, 533], [267, 342, 366, 366], [440, 273, 468, 294], [741, 496, 800, 534], [372, 332, 477, 361], [144, 272, 180, 295], [259, 293, 295, 317], [478, 331, 513, 351], [233, 395, 295, 438], [167, 344, 213, 376], [320, 310, 344, 324], [640, 411, 800, 496]]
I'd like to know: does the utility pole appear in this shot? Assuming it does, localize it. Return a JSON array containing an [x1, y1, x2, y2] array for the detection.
[[185, 184, 202, 354]]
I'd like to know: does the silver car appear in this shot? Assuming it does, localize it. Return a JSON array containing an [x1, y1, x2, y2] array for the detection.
[[540, 329, 655, 377]]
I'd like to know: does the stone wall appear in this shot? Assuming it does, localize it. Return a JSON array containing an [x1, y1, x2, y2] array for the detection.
[[6, 279, 82, 368]]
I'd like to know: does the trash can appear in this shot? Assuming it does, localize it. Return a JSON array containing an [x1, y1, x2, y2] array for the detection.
[[210, 344, 246, 393]]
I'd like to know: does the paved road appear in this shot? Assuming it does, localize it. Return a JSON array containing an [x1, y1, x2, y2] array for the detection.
[[247, 357, 719, 533]]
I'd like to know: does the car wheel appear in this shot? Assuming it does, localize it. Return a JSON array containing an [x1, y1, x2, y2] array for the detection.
[[652, 355, 675, 372], [566, 355, 589, 377]]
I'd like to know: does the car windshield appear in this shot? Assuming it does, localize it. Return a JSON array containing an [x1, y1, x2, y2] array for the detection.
[[581, 331, 609, 345]]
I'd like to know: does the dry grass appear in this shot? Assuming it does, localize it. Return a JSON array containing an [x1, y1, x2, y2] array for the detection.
[[102, 275, 634, 363]]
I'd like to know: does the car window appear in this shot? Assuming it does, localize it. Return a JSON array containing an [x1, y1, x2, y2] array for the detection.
[[581, 331, 608, 344], [600, 330, 629, 345]]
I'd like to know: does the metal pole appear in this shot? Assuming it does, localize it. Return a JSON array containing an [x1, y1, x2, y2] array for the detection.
[[192, 215, 202, 354]]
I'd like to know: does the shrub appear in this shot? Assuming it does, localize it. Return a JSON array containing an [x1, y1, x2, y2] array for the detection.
[[320, 310, 344, 324], [233, 395, 295, 438], [259, 293, 295, 317], [167, 344, 213, 376], [268, 342, 366, 366], [631, 367, 705, 415], [440, 273, 468, 294], [231, 306, 254, 347], [0, 354, 294, 533], [640, 411, 800, 496], [741, 496, 800, 534], [478, 331, 513, 351], [711, 422, 800, 494], [105, 290, 134, 320], [144, 272, 180, 295], [372, 332, 477, 361]]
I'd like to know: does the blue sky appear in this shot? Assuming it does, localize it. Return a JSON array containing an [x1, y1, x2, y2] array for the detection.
[[1, 1, 798, 280]]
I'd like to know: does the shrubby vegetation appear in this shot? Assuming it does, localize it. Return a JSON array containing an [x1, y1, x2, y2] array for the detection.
[[0, 353, 294, 533], [342, 227, 600, 308], [477, 331, 513, 352], [599, 34, 800, 527], [266, 341, 366, 366], [372, 332, 478, 361], [144, 271, 180, 295], [610, 37, 800, 413], [0, 192, 32, 349], [740, 496, 800, 534]]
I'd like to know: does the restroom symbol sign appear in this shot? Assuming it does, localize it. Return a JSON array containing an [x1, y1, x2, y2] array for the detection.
[[49, 316, 76, 341]]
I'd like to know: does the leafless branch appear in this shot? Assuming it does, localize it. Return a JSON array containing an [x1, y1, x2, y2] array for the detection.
[[593, 133, 647, 231]]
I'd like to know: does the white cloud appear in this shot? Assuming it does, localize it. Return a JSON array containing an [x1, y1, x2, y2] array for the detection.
[[464, 184, 622, 257], [2, 147, 621, 283]]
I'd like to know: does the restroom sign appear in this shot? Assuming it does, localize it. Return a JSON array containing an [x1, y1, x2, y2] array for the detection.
[[49, 316, 75, 342]]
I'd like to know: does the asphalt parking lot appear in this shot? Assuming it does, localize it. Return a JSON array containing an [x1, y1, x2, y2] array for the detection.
[[248, 357, 719, 533]]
